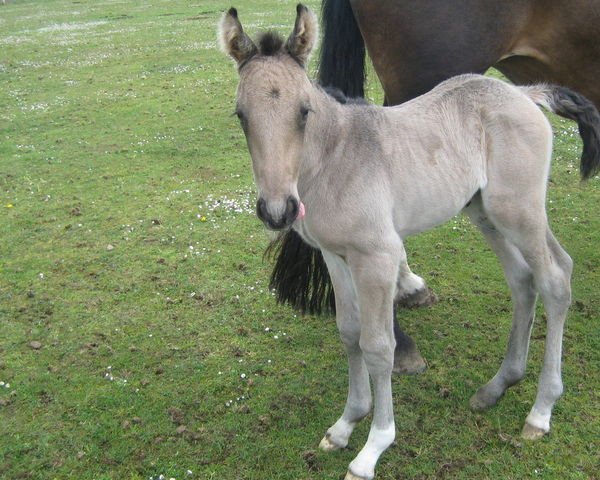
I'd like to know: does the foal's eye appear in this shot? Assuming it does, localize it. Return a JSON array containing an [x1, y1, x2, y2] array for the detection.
[[234, 110, 248, 131], [299, 105, 312, 127]]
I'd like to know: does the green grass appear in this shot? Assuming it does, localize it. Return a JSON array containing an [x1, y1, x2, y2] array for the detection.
[[1, 1, 598, 479]]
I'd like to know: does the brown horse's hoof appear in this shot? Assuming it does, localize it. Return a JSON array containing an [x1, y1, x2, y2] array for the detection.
[[396, 287, 438, 309], [393, 346, 427, 375]]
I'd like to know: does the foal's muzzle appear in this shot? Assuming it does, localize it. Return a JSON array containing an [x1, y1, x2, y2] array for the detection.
[[256, 195, 300, 230]]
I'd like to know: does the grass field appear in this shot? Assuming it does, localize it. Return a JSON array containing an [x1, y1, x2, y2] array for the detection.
[[1, 1, 598, 479]]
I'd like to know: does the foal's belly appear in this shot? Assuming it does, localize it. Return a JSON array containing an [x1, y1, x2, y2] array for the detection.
[[393, 183, 479, 238]]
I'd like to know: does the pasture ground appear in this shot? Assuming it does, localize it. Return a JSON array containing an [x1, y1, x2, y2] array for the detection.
[[0, 0, 598, 478]]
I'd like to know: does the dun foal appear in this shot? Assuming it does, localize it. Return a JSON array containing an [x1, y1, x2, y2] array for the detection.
[[219, 5, 600, 479]]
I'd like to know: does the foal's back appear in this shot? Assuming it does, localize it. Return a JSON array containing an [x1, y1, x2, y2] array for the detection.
[[365, 74, 553, 237]]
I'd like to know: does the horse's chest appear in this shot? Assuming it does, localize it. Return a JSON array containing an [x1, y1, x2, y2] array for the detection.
[[292, 221, 321, 249]]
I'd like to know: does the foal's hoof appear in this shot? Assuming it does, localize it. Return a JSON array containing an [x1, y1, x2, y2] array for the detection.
[[345, 470, 371, 480], [319, 434, 344, 452], [469, 391, 499, 411], [396, 287, 438, 309], [521, 422, 548, 440], [393, 347, 427, 375]]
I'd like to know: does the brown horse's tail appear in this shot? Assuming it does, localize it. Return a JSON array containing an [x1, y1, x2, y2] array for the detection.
[[318, 0, 366, 97], [523, 85, 600, 180], [265, 232, 335, 314]]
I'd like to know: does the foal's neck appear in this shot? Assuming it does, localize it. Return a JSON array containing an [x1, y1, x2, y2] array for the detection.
[[298, 85, 352, 187]]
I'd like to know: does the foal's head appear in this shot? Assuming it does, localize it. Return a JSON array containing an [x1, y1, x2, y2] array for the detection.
[[219, 4, 318, 230]]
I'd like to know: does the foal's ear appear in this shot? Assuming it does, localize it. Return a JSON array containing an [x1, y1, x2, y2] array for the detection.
[[285, 4, 318, 67], [218, 7, 257, 67]]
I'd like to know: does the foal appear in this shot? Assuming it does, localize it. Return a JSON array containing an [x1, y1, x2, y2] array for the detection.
[[219, 5, 600, 479]]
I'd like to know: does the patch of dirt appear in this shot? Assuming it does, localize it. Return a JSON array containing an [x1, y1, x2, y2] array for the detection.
[[167, 406, 185, 425]]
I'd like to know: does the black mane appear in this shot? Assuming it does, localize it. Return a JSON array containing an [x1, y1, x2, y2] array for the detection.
[[322, 86, 369, 105]]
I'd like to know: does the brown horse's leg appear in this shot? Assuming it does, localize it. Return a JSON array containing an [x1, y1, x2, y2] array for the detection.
[[396, 286, 438, 309], [392, 305, 427, 375], [390, 242, 436, 373]]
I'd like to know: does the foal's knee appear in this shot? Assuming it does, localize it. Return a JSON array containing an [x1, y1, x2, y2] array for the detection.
[[547, 231, 573, 276], [340, 326, 361, 350], [359, 334, 395, 374], [540, 239, 573, 308], [538, 271, 572, 308], [338, 311, 361, 349]]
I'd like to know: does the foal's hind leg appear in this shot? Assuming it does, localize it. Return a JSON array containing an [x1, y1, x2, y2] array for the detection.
[[521, 229, 572, 439], [465, 199, 538, 410], [481, 195, 572, 439], [319, 250, 372, 451]]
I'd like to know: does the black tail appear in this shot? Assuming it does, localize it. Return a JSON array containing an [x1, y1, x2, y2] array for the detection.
[[318, 0, 366, 97], [268, 0, 367, 316], [548, 87, 600, 180], [266, 231, 335, 314]]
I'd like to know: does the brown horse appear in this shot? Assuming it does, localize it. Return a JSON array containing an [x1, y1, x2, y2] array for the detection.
[[321, 0, 600, 107], [269, 0, 600, 374]]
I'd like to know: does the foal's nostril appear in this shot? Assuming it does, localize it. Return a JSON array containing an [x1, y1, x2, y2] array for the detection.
[[256, 197, 268, 223], [286, 196, 299, 221]]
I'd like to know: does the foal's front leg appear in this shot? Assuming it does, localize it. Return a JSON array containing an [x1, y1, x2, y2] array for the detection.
[[319, 251, 372, 451], [345, 249, 399, 480]]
